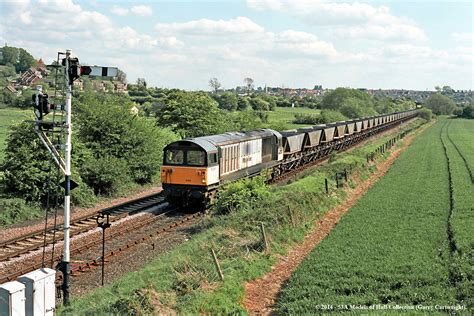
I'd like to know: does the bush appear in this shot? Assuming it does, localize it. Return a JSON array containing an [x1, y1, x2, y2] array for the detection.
[[0, 198, 42, 226], [293, 113, 319, 124], [81, 155, 130, 195], [419, 108, 433, 121], [212, 176, 270, 215], [460, 104, 474, 119]]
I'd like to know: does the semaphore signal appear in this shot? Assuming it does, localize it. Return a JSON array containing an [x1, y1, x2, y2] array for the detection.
[[32, 49, 117, 306]]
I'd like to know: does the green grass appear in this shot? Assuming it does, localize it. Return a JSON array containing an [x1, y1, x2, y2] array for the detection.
[[277, 118, 473, 313], [265, 106, 320, 130], [59, 119, 424, 315], [0, 108, 32, 162], [441, 119, 474, 307]]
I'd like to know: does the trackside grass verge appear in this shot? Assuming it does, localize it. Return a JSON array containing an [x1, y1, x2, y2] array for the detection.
[[277, 118, 473, 313], [59, 119, 425, 315]]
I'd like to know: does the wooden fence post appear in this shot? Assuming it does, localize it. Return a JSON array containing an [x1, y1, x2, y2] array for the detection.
[[260, 222, 269, 252], [211, 248, 224, 281]]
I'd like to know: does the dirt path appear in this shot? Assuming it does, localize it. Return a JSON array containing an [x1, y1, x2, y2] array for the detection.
[[242, 122, 432, 315]]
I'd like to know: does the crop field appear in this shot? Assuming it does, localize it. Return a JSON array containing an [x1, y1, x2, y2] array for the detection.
[[0, 108, 32, 162], [277, 118, 473, 313], [266, 106, 320, 129]]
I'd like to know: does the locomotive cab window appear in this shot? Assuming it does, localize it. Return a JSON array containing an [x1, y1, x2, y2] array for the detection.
[[165, 149, 184, 164], [187, 150, 206, 166], [208, 153, 217, 164]]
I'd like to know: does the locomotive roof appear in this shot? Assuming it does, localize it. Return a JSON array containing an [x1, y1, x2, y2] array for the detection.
[[167, 129, 282, 153]]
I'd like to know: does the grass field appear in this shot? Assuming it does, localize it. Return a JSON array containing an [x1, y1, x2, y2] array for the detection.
[[277, 118, 473, 313], [266, 106, 320, 130], [0, 108, 32, 162]]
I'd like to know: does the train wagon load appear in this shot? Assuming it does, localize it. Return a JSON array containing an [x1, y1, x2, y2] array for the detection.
[[317, 124, 336, 143], [297, 126, 323, 149], [281, 130, 305, 156], [353, 119, 363, 133], [345, 121, 356, 135]]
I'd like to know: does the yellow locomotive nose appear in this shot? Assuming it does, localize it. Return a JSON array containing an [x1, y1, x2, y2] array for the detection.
[[161, 166, 208, 186]]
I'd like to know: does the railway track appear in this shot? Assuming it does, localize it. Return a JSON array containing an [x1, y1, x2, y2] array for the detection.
[[0, 192, 165, 263], [0, 206, 203, 284]]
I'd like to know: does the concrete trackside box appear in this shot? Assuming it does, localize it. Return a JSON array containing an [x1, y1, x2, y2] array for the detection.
[[17, 268, 56, 316], [0, 281, 26, 316]]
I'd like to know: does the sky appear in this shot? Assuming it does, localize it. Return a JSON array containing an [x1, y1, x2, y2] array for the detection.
[[0, 0, 472, 91]]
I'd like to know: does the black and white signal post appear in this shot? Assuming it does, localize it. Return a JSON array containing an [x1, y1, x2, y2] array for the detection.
[[33, 49, 117, 305]]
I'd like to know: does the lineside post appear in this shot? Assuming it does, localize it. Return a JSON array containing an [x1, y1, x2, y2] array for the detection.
[[60, 49, 73, 306]]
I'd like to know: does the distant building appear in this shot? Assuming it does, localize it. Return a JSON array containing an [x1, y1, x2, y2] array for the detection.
[[92, 80, 106, 92], [113, 81, 127, 93], [73, 79, 84, 91], [281, 88, 324, 97], [19, 68, 42, 87], [36, 58, 49, 75], [4, 83, 20, 96]]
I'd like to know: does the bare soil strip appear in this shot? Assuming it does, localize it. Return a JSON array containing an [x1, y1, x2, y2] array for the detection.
[[242, 122, 431, 315]]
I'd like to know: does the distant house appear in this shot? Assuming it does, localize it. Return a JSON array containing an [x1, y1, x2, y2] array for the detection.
[[73, 79, 83, 91], [281, 88, 324, 97], [92, 80, 106, 92], [112, 81, 127, 93], [19, 68, 42, 87], [4, 83, 20, 96], [36, 58, 49, 76]]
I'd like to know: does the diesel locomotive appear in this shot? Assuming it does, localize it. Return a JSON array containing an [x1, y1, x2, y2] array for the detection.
[[161, 109, 420, 204]]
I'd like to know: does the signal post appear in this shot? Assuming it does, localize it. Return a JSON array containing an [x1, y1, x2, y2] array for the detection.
[[33, 50, 117, 305]]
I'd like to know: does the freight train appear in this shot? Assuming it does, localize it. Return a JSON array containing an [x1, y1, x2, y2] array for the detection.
[[161, 109, 419, 205]]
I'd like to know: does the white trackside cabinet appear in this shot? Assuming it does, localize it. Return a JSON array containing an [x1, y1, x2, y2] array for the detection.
[[0, 281, 26, 316], [17, 268, 56, 316]]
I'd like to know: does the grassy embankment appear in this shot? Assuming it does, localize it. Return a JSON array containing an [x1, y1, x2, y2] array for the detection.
[[60, 119, 425, 314], [0, 108, 32, 162], [277, 118, 473, 313]]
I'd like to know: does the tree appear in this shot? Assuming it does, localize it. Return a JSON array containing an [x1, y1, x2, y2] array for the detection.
[[213, 92, 238, 111], [156, 91, 227, 138], [249, 96, 269, 111], [117, 69, 127, 84], [1, 122, 94, 205], [244, 77, 254, 95], [1, 46, 19, 66], [209, 77, 221, 93], [461, 104, 474, 119], [424, 93, 456, 115], [321, 87, 374, 113], [16, 48, 36, 73], [237, 96, 250, 110], [419, 108, 433, 121], [75, 92, 177, 192], [136, 78, 147, 88]]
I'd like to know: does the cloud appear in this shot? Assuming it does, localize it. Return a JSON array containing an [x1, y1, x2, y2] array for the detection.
[[130, 5, 152, 17], [451, 32, 474, 42], [111, 5, 128, 16], [156, 17, 264, 35], [273, 30, 338, 57], [247, 0, 427, 41], [0, 1, 470, 90]]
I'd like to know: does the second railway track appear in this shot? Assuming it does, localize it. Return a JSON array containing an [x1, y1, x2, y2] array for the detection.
[[0, 192, 165, 263]]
